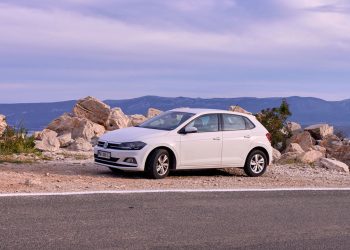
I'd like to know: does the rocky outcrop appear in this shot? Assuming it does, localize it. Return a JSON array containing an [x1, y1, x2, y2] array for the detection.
[[0, 114, 7, 136], [73, 96, 111, 126], [288, 131, 315, 152], [147, 108, 162, 119], [304, 124, 334, 140], [229, 106, 252, 115], [34, 129, 60, 152], [105, 108, 130, 131], [320, 158, 349, 173], [36, 97, 165, 152]]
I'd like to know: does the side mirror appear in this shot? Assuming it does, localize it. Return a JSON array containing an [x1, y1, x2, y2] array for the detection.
[[184, 127, 198, 134]]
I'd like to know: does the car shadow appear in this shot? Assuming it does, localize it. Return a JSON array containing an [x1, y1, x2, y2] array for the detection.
[[99, 168, 247, 179]]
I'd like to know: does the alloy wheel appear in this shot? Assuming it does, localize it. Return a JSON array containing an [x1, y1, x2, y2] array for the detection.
[[156, 154, 169, 176], [250, 154, 265, 174]]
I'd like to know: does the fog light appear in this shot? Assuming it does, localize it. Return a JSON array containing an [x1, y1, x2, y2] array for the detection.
[[124, 158, 137, 164]]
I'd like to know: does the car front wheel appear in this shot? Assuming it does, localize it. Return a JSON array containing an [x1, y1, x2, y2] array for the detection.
[[146, 149, 170, 179], [244, 150, 268, 177]]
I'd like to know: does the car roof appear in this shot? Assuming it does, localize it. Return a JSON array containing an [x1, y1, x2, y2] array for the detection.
[[170, 108, 255, 118]]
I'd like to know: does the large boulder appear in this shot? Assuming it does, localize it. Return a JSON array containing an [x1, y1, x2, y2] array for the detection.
[[57, 133, 74, 148], [320, 158, 349, 173], [304, 124, 334, 140], [147, 108, 162, 119], [73, 96, 111, 126], [287, 131, 315, 152], [0, 114, 7, 136], [129, 114, 147, 126], [35, 129, 60, 152], [67, 138, 93, 151], [299, 150, 324, 164], [327, 145, 350, 166], [285, 143, 305, 154], [287, 122, 302, 135], [47, 113, 105, 141], [277, 152, 300, 165], [229, 106, 252, 115], [105, 108, 130, 131]]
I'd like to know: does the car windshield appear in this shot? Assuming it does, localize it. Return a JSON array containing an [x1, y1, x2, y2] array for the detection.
[[138, 111, 195, 131]]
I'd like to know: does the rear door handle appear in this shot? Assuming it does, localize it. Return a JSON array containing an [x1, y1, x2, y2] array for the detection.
[[244, 135, 251, 139]]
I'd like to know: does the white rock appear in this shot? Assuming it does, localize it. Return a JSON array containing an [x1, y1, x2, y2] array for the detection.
[[105, 107, 130, 131], [272, 148, 281, 163], [147, 108, 162, 119], [35, 129, 60, 152], [320, 158, 349, 173], [67, 138, 93, 152], [228, 106, 252, 115], [129, 114, 147, 126], [285, 143, 305, 154], [305, 124, 334, 140], [287, 121, 302, 134], [299, 150, 324, 164], [287, 131, 315, 152], [57, 133, 74, 147], [0, 114, 7, 136], [72, 96, 111, 126]]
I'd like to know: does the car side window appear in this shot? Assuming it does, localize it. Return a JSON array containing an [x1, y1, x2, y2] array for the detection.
[[186, 114, 219, 133], [223, 114, 248, 131], [244, 117, 255, 129]]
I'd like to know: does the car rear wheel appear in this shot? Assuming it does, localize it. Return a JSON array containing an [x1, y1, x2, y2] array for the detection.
[[146, 149, 170, 179], [244, 150, 267, 177]]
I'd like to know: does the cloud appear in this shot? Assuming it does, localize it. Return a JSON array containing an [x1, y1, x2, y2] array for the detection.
[[0, 0, 350, 102]]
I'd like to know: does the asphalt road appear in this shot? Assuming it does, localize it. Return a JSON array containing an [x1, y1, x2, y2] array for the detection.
[[1, 190, 350, 250]]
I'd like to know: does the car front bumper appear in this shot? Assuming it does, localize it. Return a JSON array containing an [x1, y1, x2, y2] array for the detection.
[[94, 146, 149, 171]]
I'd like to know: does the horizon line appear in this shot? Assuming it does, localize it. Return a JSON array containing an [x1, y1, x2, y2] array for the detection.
[[1, 95, 349, 105]]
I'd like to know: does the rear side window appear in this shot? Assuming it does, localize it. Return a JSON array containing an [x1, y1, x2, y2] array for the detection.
[[222, 114, 255, 131], [244, 117, 255, 129]]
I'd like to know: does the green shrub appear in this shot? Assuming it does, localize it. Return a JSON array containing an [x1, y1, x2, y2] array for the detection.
[[256, 99, 292, 150], [0, 124, 39, 155]]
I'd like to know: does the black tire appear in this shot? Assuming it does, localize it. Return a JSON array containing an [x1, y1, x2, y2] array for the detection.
[[145, 149, 170, 179], [244, 150, 268, 177]]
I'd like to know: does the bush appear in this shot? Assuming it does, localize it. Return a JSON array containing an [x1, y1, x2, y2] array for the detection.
[[0, 124, 39, 155], [256, 99, 292, 150]]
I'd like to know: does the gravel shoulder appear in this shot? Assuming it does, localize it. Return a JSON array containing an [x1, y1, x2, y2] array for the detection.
[[0, 159, 349, 193]]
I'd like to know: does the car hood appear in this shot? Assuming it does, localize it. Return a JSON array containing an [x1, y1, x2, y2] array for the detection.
[[99, 127, 170, 142]]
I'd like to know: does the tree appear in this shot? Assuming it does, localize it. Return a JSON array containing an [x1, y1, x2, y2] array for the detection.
[[256, 99, 292, 150]]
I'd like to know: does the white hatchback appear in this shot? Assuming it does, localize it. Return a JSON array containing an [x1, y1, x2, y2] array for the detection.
[[94, 108, 273, 179]]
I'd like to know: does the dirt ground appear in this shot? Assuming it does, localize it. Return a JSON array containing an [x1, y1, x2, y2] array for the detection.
[[0, 158, 349, 193]]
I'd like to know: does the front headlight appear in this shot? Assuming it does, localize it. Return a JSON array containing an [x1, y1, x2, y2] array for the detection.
[[117, 141, 147, 150]]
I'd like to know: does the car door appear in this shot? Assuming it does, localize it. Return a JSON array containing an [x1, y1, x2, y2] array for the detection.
[[221, 114, 253, 167], [179, 114, 222, 169]]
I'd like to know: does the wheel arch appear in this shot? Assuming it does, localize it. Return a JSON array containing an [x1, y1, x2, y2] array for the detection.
[[245, 146, 270, 166], [145, 146, 177, 170]]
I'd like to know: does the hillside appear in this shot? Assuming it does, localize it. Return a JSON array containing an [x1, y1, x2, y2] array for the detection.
[[0, 96, 350, 135]]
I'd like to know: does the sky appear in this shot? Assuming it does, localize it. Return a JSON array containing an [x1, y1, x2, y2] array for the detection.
[[0, 0, 350, 103]]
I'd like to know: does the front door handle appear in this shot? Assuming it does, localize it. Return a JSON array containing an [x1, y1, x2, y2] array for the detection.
[[213, 137, 221, 141]]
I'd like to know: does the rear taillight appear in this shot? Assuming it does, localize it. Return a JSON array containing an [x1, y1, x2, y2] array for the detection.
[[266, 133, 272, 143]]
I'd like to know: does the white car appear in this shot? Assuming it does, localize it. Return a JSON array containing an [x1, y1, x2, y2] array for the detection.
[[94, 108, 273, 179]]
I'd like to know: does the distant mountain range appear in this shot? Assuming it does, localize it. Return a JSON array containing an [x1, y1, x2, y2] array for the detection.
[[1, 96, 350, 136]]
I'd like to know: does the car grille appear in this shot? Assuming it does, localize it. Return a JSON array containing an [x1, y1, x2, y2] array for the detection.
[[94, 155, 136, 167], [97, 141, 121, 150]]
